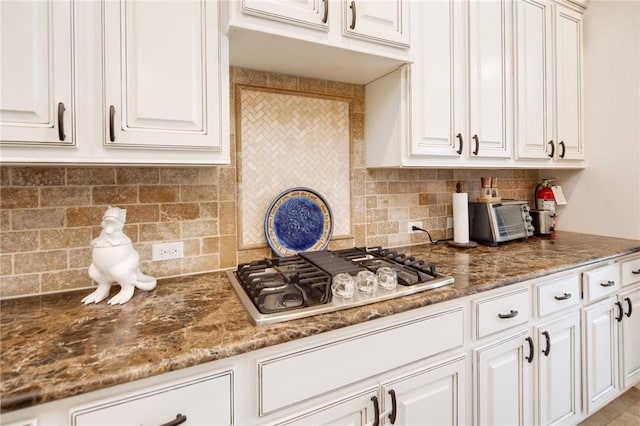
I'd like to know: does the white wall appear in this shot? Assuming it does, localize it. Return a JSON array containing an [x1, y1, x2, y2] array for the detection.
[[549, 0, 640, 239]]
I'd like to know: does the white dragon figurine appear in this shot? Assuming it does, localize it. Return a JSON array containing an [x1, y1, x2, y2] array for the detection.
[[82, 206, 156, 305]]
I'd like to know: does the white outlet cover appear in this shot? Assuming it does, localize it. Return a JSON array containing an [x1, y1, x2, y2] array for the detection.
[[152, 241, 184, 261]]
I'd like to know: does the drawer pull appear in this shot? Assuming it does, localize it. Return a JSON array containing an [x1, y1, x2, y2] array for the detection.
[[625, 297, 633, 318], [525, 336, 534, 363], [632, 269, 640, 275], [554, 292, 572, 301], [158, 414, 187, 426], [371, 395, 380, 426], [542, 331, 551, 356], [388, 389, 397, 424], [472, 134, 479, 155], [600, 280, 615, 287], [615, 301, 624, 322], [498, 310, 518, 319]]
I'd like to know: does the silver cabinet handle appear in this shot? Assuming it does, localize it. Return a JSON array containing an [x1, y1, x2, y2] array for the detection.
[[600, 280, 615, 287], [498, 310, 518, 319]]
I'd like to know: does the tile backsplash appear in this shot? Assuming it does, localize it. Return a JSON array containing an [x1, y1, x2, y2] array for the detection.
[[0, 67, 539, 298]]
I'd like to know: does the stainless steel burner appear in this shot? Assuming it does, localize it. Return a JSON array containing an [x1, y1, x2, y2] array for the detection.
[[227, 247, 455, 325]]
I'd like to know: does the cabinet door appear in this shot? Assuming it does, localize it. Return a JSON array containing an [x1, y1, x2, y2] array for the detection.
[[619, 286, 640, 389], [474, 331, 533, 425], [553, 4, 583, 161], [381, 356, 466, 426], [276, 388, 378, 426], [103, 0, 226, 153], [537, 312, 581, 426], [0, 0, 74, 145], [583, 296, 618, 414], [343, 0, 409, 47], [515, 0, 553, 161], [241, 0, 329, 30], [467, 0, 513, 159], [71, 372, 233, 426], [410, 0, 465, 158]]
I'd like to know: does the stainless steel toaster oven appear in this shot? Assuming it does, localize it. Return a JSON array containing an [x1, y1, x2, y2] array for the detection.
[[468, 200, 534, 245]]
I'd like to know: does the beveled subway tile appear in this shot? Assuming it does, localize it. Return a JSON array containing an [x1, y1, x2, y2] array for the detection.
[[299, 77, 327, 94], [183, 238, 201, 257], [0, 187, 38, 209], [160, 168, 200, 184], [161, 203, 200, 222], [202, 236, 220, 254], [139, 185, 180, 203], [183, 254, 219, 273], [41, 187, 91, 207], [116, 167, 159, 185], [267, 72, 298, 90], [67, 167, 116, 185], [139, 222, 181, 242], [0, 274, 40, 298], [40, 228, 92, 250], [41, 269, 92, 293], [181, 219, 218, 238], [0, 230, 38, 254], [92, 186, 138, 205], [12, 208, 65, 230], [10, 167, 65, 186], [118, 204, 160, 224], [14, 250, 67, 274], [66, 207, 109, 227], [0, 254, 12, 276], [181, 185, 217, 202], [69, 247, 91, 269], [199, 202, 219, 219], [219, 235, 238, 269]]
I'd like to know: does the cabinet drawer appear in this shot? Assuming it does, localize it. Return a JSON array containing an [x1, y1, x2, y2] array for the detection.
[[621, 256, 640, 287], [71, 371, 233, 426], [583, 263, 620, 303], [258, 306, 464, 415], [536, 273, 581, 317], [474, 287, 530, 339]]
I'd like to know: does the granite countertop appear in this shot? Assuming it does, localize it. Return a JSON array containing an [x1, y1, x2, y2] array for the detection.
[[2, 232, 640, 413]]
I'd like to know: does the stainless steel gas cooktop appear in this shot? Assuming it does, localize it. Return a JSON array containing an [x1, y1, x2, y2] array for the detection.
[[226, 247, 454, 325]]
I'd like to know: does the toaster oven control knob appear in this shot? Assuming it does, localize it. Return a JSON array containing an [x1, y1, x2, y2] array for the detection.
[[527, 225, 535, 232], [523, 205, 530, 212], [525, 215, 533, 222]]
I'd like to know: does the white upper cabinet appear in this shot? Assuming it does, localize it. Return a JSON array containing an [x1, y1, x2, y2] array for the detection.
[[342, 0, 409, 47], [224, 0, 409, 84], [515, 0, 584, 164], [103, 0, 225, 152], [366, 0, 514, 167], [0, 0, 74, 146], [1, 0, 230, 165], [241, 0, 329, 30], [553, 4, 583, 161]]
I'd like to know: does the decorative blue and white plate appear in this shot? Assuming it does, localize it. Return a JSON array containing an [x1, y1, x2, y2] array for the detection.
[[265, 187, 333, 257]]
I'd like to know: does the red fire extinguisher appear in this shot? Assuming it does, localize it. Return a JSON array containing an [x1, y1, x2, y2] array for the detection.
[[535, 179, 557, 237], [535, 179, 556, 212]]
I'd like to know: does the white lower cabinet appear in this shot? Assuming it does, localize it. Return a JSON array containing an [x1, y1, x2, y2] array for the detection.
[[536, 312, 581, 426], [275, 356, 466, 426], [70, 370, 233, 426], [381, 356, 466, 426], [473, 330, 534, 425], [582, 295, 619, 415], [618, 285, 640, 389]]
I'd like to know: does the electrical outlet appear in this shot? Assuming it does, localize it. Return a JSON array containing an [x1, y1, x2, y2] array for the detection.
[[447, 217, 454, 228], [152, 241, 184, 261], [408, 221, 422, 234]]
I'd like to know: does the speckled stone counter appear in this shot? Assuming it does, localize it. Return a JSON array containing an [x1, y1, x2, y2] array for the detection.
[[2, 232, 639, 413]]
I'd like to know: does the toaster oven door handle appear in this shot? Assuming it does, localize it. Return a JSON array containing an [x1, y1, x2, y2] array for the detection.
[[498, 310, 518, 319]]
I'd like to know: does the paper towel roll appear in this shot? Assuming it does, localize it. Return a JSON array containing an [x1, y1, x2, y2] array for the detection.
[[452, 192, 470, 244]]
